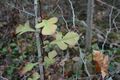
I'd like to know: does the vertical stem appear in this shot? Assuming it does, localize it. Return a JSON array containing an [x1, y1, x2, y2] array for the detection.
[[85, 0, 94, 51], [34, 0, 44, 80], [102, 7, 113, 51], [78, 45, 91, 80], [68, 0, 75, 28]]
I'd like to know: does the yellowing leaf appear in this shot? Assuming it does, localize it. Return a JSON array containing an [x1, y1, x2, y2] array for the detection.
[[56, 32, 63, 39], [51, 32, 79, 50], [19, 62, 38, 76], [47, 17, 58, 24], [56, 41, 68, 50], [42, 24, 57, 35], [35, 17, 58, 35], [63, 32, 79, 46], [48, 50, 57, 59], [16, 21, 35, 35]]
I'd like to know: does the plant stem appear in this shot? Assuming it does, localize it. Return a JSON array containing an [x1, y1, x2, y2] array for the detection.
[[34, 0, 44, 80], [78, 44, 91, 80], [85, 0, 94, 51]]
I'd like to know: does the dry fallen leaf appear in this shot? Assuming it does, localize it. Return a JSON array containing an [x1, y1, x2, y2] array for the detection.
[[93, 50, 109, 79]]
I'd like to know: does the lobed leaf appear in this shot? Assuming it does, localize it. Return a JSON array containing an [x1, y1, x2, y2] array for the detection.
[[51, 32, 79, 50], [16, 21, 35, 35], [35, 17, 58, 35]]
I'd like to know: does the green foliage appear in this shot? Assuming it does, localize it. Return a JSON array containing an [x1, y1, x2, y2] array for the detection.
[[20, 62, 38, 75], [35, 17, 58, 35], [16, 21, 35, 35], [44, 50, 57, 68], [51, 32, 79, 50], [28, 72, 40, 80]]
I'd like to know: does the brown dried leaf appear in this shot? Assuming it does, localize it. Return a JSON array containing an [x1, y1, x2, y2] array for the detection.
[[93, 50, 109, 79]]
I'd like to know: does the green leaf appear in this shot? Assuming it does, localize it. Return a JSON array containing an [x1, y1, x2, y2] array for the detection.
[[35, 17, 58, 35], [56, 41, 67, 50], [44, 50, 57, 68], [44, 57, 55, 68], [63, 32, 79, 45], [16, 21, 35, 35], [28, 78, 33, 80], [32, 72, 40, 80], [35, 21, 44, 28], [51, 32, 79, 50], [20, 62, 38, 75], [48, 50, 57, 59]]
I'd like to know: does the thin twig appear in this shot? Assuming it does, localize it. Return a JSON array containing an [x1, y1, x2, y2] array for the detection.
[[113, 12, 120, 32], [102, 7, 113, 51], [68, 0, 76, 28], [78, 44, 91, 80], [96, 0, 120, 12], [57, 5, 70, 31], [6, 2, 35, 16], [48, 0, 60, 17]]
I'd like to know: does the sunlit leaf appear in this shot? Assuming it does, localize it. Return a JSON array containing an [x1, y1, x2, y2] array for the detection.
[[56, 42, 68, 50], [51, 32, 79, 50], [47, 17, 58, 24], [63, 32, 79, 46], [16, 21, 35, 35], [42, 24, 57, 35], [35, 17, 58, 35]]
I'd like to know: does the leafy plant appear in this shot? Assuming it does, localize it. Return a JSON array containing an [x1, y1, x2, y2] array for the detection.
[[51, 32, 79, 50], [28, 72, 40, 80], [16, 21, 35, 35], [35, 17, 58, 35], [44, 50, 57, 68]]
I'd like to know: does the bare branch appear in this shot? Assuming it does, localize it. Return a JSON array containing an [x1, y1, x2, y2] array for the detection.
[[113, 12, 120, 32], [96, 0, 120, 12], [57, 5, 69, 31], [102, 7, 113, 51]]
